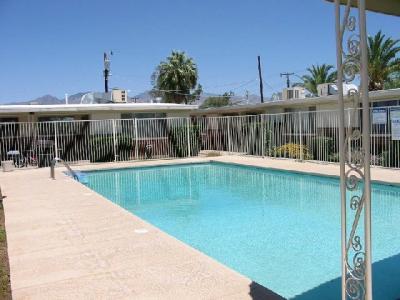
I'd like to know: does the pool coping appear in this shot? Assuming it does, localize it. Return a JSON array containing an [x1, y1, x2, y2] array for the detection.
[[72, 156, 400, 187], [209, 160, 400, 187]]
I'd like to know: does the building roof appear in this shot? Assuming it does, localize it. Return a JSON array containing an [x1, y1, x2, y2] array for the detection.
[[0, 103, 198, 114], [325, 0, 400, 17], [192, 89, 400, 115]]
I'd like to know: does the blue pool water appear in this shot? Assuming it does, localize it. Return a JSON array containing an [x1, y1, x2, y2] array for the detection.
[[81, 162, 400, 299]]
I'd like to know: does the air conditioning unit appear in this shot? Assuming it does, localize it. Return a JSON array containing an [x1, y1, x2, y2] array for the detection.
[[112, 89, 128, 103], [282, 87, 306, 100], [317, 83, 359, 96]]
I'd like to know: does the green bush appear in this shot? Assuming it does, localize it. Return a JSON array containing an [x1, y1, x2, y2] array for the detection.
[[90, 136, 114, 162], [168, 125, 201, 158], [380, 146, 400, 167], [310, 136, 335, 160], [273, 143, 312, 160], [263, 126, 272, 156], [328, 152, 340, 162]]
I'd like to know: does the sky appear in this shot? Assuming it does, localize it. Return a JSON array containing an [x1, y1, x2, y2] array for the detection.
[[0, 0, 399, 103]]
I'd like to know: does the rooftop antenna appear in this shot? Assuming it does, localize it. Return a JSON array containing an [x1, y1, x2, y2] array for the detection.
[[280, 72, 294, 88], [103, 51, 113, 93]]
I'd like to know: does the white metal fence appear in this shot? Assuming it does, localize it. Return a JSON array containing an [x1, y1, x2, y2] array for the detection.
[[1, 106, 399, 168]]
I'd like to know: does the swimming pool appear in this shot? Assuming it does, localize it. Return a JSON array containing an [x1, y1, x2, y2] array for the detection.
[[80, 162, 400, 299]]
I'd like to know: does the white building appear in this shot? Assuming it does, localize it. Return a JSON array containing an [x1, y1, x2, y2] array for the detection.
[[0, 103, 197, 123]]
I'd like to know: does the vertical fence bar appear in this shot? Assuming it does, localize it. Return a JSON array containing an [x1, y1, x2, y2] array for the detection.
[[134, 118, 139, 160], [186, 117, 191, 157], [347, 109, 352, 164], [54, 122, 59, 159], [112, 119, 117, 162], [227, 117, 231, 154], [260, 115, 265, 157], [298, 111, 303, 161]]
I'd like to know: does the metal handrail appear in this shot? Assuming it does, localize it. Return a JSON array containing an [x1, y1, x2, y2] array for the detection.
[[50, 157, 78, 180]]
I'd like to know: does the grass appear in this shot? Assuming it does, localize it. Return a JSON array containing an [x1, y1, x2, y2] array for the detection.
[[0, 201, 11, 299]]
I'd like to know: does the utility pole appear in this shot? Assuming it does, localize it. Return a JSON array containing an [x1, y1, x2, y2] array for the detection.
[[280, 72, 294, 88], [103, 51, 113, 93], [257, 56, 264, 103]]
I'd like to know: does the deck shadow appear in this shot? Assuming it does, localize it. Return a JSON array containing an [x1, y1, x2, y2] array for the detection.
[[249, 281, 286, 300], [292, 252, 400, 300]]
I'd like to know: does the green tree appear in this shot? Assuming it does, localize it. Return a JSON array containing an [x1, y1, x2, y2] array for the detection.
[[302, 64, 337, 96], [368, 31, 400, 91], [384, 72, 400, 89], [200, 91, 234, 109], [151, 51, 202, 104]]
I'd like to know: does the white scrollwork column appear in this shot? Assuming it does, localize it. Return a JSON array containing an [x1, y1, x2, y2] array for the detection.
[[334, 0, 372, 299]]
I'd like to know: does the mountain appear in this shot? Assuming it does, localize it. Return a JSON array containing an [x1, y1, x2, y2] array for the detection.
[[65, 92, 90, 104], [4, 91, 265, 106], [5, 92, 90, 105], [130, 91, 265, 105], [7, 94, 63, 105]]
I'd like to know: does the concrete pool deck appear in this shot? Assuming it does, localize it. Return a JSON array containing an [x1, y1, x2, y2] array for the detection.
[[1, 156, 399, 299]]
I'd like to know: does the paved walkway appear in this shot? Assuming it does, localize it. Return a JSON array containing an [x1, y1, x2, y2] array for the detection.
[[1, 157, 283, 300], [1, 156, 399, 299]]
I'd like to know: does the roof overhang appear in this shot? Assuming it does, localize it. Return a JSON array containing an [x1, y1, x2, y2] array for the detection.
[[326, 0, 400, 17], [192, 89, 400, 115], [0, 103, 198, 114]]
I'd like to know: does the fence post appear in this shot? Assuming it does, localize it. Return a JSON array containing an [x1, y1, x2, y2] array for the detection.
[[347, 109, 351, 164], [54, 122, 59, 159], [134, 118, 139, 160], [186, 117, 191, 157], [112, 119, 117, 162], [299, 112, 303, 161], [227, 117, 231, 154], [260, 115, 265, 157], [268, 115, 272, 157]]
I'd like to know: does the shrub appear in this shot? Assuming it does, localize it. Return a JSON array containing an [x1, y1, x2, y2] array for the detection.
[[205, 151, 221, 157], [328, 152, 340, 162], [380, 149, 400, 168], [90, 136, 114, 162], [273, 143, 312, 160], [168, 125, 201, 158], [310, 136, 335, 160]]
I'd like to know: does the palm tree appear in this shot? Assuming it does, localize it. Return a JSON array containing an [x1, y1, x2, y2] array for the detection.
[[152, 51, 201, 104], [368, 31, 400, 91], [384, 72, 400, 89], [302, 64, 337, 96]]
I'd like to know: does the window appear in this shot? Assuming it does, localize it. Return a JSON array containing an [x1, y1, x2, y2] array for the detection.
[[121, 113, 167, 119], [38, 115, 89, 122], [284, 108, 294, 113], [38, 116, 75, 122], [0, 117, 18, 123], [372, 100, 400, 107]]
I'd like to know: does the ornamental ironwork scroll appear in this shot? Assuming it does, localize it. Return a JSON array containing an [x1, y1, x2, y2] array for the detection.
[[338, 2, 367, 299]]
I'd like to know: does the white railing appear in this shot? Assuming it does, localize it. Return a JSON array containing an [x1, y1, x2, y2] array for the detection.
[[0, 106, 399, 169]]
